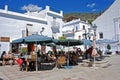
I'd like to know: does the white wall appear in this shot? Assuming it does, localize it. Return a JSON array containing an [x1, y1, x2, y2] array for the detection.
[[0, 5, 63, 53], [93, 0, 120, 40], [0, 42, 10, 54], [0, 16, 47, 42], [46, 11, 63, 38]]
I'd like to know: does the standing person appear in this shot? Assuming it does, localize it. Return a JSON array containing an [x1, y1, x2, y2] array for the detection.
[[86, 46, 93, 60]]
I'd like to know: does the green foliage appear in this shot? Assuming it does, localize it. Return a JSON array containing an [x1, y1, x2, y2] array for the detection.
[[58, 36, 66, 40], [63, 12, 101, 23], [107, 44, 111, 50], [98, 49, 102, 56], [22, 47, 27, 54]]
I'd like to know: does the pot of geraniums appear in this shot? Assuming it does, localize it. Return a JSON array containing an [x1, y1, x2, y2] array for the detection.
[[106, 44, 112, 55]]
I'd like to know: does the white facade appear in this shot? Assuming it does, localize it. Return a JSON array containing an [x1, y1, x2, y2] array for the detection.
[[0, 5, 63, 53], [92, 0, 120, 53], [62, 19, 91, 40], [62, 19, 91, 51], [92, 0, 120, 41]]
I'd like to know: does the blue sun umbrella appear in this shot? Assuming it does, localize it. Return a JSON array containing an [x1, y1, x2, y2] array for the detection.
[[81, 39, 92, 45], [55, 39, 83, 69], [12, 34, 54, 44], [96, 39, 119, 44], [12, 34, 55, 71]]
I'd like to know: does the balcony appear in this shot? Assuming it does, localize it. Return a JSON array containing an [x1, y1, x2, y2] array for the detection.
[[51, 21, 60, 33], [51, 21, 60, 28]]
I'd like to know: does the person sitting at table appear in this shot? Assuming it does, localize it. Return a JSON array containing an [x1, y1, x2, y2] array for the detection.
[[8, 51, 14, 66], [50, 53, 56, 62], [29, 52, 36, 71], [71, 51, 78, 65], [86, 46, 93, 60], [1, 51, 8, 66]]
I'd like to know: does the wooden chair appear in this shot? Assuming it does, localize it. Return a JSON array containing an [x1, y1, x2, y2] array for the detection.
[[57, 56, 66, 68]]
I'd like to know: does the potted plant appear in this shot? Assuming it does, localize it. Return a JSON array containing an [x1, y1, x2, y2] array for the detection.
[[98, 49, 102, 59], [106, 44, 112, 55]]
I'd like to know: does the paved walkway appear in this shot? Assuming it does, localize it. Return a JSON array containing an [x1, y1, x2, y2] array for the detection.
[[0, 55, 120, 80]]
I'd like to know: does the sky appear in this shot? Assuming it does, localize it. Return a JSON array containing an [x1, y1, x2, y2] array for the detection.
[[0, 0, 115, 14]]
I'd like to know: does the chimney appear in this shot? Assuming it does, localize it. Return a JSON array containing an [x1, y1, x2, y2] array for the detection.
[[5, 5, 8, 12], [27, 10, 30, 16], [46, 6, 50, 11], [60, 10, 63, 16]]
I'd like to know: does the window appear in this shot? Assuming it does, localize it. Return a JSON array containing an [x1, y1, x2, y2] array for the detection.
[[52, 16, 57, 26], [53, 16, 56, 21], [99, 32, 103, 39], [83, 25, 85, 30], [75, 24, 79, 32], [78, 35, 81, 40]]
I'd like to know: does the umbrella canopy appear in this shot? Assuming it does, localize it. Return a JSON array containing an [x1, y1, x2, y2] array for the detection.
[[81, 39, 92, 45], [55, 39, 82, 69], [12, 34, 54, 44], [12, 38, 25, 44], [96, 39, 119, 44], [55, 39, 83, 46]]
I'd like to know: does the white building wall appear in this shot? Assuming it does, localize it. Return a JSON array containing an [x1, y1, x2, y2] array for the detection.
[[62, 19, 91, 51], [93, 0, 120, 40], [0, 5, 63, 52], [63, 19, 91, 40], [92, 0, 120, 53], [0, 16, 47, 42], [45, 6, 63, 39]]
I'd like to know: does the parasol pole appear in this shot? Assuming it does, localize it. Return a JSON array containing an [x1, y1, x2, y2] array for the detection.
[[35, 42, 38, 71], [93, 53, 96, 67], [92, 24, 97, 68], [92, 36, 97, 68], [65, 40, 72, 69], [67, 41, 69, 67]]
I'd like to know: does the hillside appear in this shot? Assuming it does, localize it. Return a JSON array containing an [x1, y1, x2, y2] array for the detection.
[[63, 12, 101, 23]]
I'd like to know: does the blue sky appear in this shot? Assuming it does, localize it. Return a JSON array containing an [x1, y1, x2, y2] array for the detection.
[[0, 0, 115, 13]]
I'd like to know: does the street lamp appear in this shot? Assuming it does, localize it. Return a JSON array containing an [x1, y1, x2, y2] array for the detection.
[[40, 27, 45, 35], [92, 24, 97, 68], [82, 28, 92, 40], [92, 24, 97, 36], [82, 28, 92, 59]]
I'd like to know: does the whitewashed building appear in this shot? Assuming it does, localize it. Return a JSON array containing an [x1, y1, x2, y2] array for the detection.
[[92, 0, 120, 53], [92, 0, 120, 41], [62, 19, 91, 40], [0, 5, 63, 53], [62, 18, 92, 51]]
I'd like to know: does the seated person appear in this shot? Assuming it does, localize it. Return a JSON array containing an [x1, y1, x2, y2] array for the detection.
[[48, 53, 56, 62], [8, 51, 14, 65], [29, 52, 36, 71], [1, 51, 8, 65]]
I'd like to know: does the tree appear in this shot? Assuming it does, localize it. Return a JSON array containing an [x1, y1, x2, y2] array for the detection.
[[107, 44, 111, 51], [106, 44, 112, 54], [58, 36, 66, 40]]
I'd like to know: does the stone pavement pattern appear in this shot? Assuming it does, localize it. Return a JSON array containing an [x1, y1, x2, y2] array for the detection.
[[0, 55, 120, 80]]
